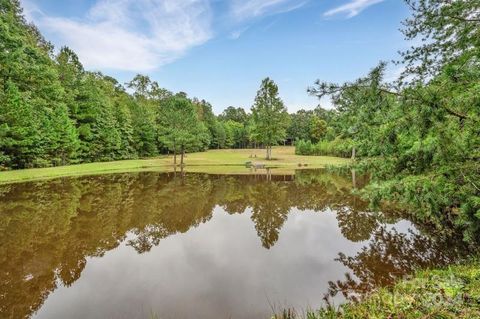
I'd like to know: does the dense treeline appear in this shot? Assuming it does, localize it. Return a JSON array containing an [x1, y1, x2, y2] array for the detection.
[[0, 1, 292, 168], [296, 0, 480, 242], [0, 0, 347, 169], [0, 0, 218, 168], [0, 0, 330, 169]]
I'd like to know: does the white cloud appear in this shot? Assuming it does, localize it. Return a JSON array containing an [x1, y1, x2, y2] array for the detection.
[[20, 0, 42, 22], [229, 27, 250, 40], [231, 0, 307, 21], [30, 0, 213, 71], [324, 0, 384, 18]]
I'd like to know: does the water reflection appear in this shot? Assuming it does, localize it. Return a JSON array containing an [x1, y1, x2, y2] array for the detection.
[[0, 170, 471, 319]]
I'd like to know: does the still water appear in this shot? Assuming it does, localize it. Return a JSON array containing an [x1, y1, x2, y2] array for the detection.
[[0, 170, 469, 319]]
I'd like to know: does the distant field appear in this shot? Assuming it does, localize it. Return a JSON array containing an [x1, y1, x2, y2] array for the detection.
[[0, 146, 350, 184]]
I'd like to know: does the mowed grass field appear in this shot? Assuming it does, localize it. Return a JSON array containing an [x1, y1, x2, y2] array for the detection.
[[0, 146, 350, 184]]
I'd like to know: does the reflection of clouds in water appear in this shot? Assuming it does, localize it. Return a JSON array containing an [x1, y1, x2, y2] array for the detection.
[[35, 208, 357, 319], [384, 219, 416, 235], [0, 171, 470, 319]]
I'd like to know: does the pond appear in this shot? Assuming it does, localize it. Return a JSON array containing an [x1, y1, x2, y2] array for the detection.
[[0, 170, 471, 319]]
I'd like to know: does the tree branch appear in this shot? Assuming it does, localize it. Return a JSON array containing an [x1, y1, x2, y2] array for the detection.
[[308, 85, 400, 98], [445, 14, 480, 23]]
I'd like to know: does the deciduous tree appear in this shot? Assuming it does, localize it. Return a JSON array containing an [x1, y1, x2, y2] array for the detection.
[[251, 78, 290, 160]]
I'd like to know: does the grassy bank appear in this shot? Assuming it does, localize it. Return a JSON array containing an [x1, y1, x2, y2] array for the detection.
[[0, 147, 349, 184], [274, 262, 480, 319]]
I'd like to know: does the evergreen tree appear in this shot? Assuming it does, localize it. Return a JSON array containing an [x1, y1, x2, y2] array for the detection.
[[113, 93, 136, 159], [101, 76, 137, 159], [399, 0, 480, 83], [211, 121, 227, 149], [132, 102, 158, 157], [56, 47, 84, 117], [0, 81, 43, 168], [48, 104, 79, 165], [76, 73, 121, 162], [193, 99, 217, 148], [127, 74, 167, 157], [158, 97, 204, 165]]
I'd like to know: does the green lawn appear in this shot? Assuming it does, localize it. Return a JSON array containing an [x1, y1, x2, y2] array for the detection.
[[0, 147, 350, 184]]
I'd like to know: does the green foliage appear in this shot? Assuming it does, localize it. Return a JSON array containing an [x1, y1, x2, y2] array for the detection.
[[56, 47, 84, 116], [305, 1, 480, 242], [1, 0, 478, 248], [193, 99, 218, 149], [287, 109, 314, 142], [399, 0, 480, 83], [219, 106, 248, 124], [296, 139, 353, 158], [0, 81, 43, 168], [216, 106, 249, 149], [222, 120, 248, 149], [157, 96, 207, 163], [274, 263, 480, 319], [251, 78, 290, 159], [0, 0, 226, 168], [211, 121, 227, 149], [75, 73, 122, 161], [48, 104, 79, 165], [310, 116, 328, 142], [0, 0, 339, 170], [308, 58, 480, 241], [130, 98, 158, 158]]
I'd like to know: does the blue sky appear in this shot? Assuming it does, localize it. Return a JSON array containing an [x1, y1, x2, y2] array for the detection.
[[22, 0, 409, 114]]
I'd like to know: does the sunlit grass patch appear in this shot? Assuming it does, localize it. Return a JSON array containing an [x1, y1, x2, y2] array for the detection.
[[0, 147, 350, 184]]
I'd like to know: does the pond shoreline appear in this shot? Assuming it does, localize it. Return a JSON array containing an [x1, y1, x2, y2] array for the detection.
[[0, 147, 350, 184], [1, 157, 477, 318], [274, 261, 480, 318]]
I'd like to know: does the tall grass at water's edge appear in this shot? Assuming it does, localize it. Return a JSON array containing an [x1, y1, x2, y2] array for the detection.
[[272, 262, 480, 319]]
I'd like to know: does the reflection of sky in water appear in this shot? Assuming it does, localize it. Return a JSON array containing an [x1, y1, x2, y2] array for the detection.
[[0, 171, 469, 319], [34, 208, 404, 319]]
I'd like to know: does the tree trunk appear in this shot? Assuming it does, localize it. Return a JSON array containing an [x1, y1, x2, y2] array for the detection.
[[173, 141, 177, 166], [351, 147, 356, 160], [352, 169, 356, 188], [180, 147, 185, 166]]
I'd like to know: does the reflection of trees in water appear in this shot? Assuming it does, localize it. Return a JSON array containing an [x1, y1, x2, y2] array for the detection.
[[250, 182, 290, 249], [327, 226, 473, 302], [335, 208, 378, 242], [0, 170, 469, 318], [126, 174, 217, 253]]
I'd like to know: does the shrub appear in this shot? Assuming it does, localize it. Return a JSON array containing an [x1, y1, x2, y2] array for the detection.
[[295, 139, 354, 158]]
